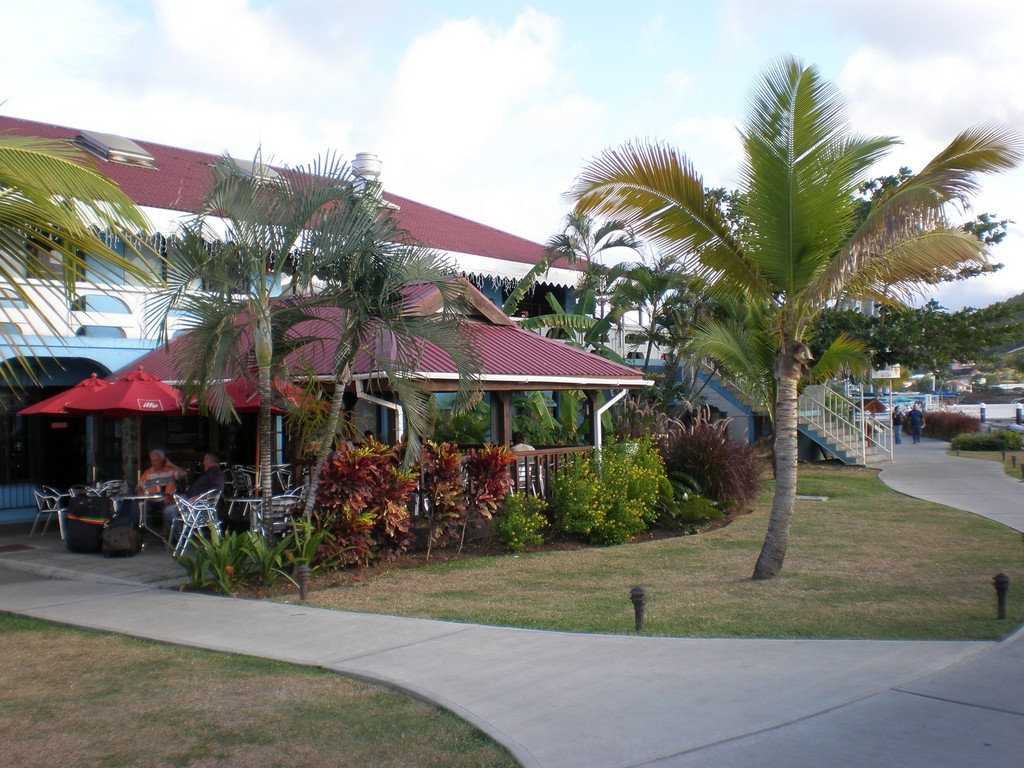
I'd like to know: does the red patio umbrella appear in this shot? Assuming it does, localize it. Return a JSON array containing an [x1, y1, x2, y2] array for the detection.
[[67, 369, 186, 418], [188, 377, 306, 415], [18, 373, 111, 416], [66, 369, 187, 484]]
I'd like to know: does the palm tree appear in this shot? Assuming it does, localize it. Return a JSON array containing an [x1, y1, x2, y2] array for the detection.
[[0, 135, 155, 382], [608, 252, 692, 373], [571, 57, 1021, 579], [502, 211, 638, 318], [156, 153, 479, 527], [155, 152, 363, 523], [295, 206, 481, 519]]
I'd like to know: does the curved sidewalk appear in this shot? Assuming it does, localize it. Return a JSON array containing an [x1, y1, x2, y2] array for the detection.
[[0, 441, 1021, 768], [879, 436, 1024, 533]]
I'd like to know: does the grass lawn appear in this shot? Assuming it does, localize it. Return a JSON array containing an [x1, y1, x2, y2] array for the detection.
[[297, 463, 1024, 640], [949, 448, 1024, 481], [0, 613, 517, 768]]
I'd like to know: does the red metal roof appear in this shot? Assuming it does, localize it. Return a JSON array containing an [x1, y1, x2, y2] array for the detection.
[[117, 318, 643, 389], [113, 282, 644, 389], [0, 114, 561, 268]]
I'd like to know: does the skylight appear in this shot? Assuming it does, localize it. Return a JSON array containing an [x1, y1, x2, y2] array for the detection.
[[229, 157, 284, 185], [73, 130, 157, 169]]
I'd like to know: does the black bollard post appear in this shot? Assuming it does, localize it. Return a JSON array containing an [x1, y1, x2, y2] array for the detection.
[[1017, 403, 1023, 426], [296, 563, 311, 602], [630, 586, 648, 633], [993, 573, 1010, 620]]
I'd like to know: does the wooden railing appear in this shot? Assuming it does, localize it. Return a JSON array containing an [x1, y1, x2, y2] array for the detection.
[[509, 446, 593, 498]]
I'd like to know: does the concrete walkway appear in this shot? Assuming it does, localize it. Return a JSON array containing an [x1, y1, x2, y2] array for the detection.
[[1, 440, 1023, 767]]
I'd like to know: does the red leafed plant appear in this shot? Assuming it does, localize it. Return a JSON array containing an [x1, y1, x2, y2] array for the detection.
[[420, 441, 466, 559], [314, 441, 417, 567], [463, 444, 515, 550]]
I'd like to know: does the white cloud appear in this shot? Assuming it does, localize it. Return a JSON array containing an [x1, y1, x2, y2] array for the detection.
[[361, 9, 600, 241]]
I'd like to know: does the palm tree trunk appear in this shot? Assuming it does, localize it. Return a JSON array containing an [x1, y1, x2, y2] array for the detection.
[[753, 375, 798, 580], [300, 367, 352, 520], [257, 363, 274, 539]]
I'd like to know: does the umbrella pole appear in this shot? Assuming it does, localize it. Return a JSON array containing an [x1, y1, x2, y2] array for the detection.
[[87, 415, 97, 484]]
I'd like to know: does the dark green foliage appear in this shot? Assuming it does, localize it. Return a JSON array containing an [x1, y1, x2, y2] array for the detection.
[[951, 430, 1023, 451], [497, 493, 548, 552], [811, 301, 1021, 374], [923, 411, 980, 441], [656, 410, 762, 512]]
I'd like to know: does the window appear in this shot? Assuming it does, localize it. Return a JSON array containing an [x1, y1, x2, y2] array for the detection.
[[73, 131, 156, 169], [73, 295, 131, 314], [74, 326, 126, 339]]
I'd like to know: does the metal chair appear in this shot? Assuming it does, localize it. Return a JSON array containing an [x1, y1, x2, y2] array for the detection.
[[31, 485, 67, 538], [229, 465, 255, 497], [260, 487, 305, 537], [170, 489, 222, 557], [96, 479, 131, 497], [68, 484, 100, 497]]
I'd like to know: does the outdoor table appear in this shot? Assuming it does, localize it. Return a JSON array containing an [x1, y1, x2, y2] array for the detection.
[[227, 496, 263, 532], [114, 493, 166, 540]]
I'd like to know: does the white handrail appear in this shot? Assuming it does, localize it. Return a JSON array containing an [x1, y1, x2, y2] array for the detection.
[[799, 384, 893, 464]]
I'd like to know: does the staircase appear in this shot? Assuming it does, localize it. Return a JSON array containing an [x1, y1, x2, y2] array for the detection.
[[798, 385, 893, 466]]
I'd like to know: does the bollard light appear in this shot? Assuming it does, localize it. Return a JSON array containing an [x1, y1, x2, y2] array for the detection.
[[630, 586, 648, 633], [296, 563, 311, 602], [1017, 403, 1023, 426], [980, 403, 987, 423], [993, 572, 1010, 620]]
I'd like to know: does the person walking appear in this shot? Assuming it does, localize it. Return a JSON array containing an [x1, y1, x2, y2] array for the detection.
[[907, 403, 926, 444], [891, 406, 904, 445]]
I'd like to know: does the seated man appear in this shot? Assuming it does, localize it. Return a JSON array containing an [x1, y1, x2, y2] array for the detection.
[[164, 451, 226, 540], [138, 448, 185, 537]]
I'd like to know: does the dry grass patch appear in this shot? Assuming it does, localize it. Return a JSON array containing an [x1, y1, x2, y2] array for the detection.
[[0, 614, 516, 768], [297, 464, 1024, 640]]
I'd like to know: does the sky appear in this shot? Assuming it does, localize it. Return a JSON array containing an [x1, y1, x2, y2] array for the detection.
[[3, 0, 1023, 310]]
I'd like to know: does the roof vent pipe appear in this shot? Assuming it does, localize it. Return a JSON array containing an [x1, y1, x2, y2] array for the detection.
[[352, 152, 382, 182]]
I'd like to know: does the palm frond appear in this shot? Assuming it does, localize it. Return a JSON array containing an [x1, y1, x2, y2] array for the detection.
[[807, 333, 868, 382]]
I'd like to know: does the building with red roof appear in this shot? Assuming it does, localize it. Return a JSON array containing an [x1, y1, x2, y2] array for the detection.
[[0, 115, 646, 499]]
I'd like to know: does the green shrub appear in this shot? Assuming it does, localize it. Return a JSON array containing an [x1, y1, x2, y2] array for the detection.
[[951, 429, 1024, 451], [923, 410, 980, 441], [549, 453, 602, 538], [174, 529, 250, 595], [659, 493, 728, 532], [549, 439, 667, 546], [497, 493, 548, 552]]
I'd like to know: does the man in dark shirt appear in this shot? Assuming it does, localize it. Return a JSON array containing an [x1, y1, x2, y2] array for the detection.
[[185, 452, 226, 500], [165, 452, 226, 540]]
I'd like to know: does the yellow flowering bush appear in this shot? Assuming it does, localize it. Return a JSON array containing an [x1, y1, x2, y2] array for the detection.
[[549, 438, 668, 546], [497, 493, 548, 552]]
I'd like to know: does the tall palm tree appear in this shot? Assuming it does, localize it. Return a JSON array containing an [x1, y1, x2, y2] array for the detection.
[[295, 199, 481, 519], [572, 57, 1021, 579], [0, 135, 155, 382], [154, 152, 362, 523], [156, 153, 479, 527]]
